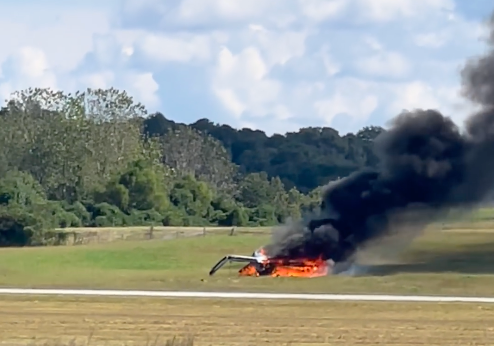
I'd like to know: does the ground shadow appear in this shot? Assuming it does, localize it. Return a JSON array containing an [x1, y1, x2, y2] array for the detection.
[[361, 241, 494, 276]]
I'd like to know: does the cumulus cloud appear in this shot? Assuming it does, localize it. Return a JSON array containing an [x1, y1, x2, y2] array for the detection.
[[0, 0, 491, 134], [299, 0, 349, 22], [413, 32, 449, 48], [356, 0, 455, 22], [213, 46, 284, 119], [355, 51, 411, 78], [122, 72, 160, 109], [0, 47, 58, 101], [136, 33, 214, 63]]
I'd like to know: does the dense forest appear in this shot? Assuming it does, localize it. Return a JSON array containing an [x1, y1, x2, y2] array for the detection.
[[144, 112, 384, 193], [0, 87, 384, 246]]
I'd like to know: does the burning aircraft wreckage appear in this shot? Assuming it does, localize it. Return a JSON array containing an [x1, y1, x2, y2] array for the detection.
[[209, 222, 359, 278], [211, 12, 494, 278], [208, 245, 360, 278], [209, 245, 336, 278]]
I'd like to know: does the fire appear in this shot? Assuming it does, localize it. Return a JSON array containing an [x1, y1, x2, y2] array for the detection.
[[238, 248, 330, 278]]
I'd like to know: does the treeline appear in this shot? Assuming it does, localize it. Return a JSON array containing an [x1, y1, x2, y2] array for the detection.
[[2, 87, 378, 246], [144, 113, 384, 193]]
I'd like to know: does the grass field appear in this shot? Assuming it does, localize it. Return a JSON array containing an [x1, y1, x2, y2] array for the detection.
[[55, 226, 270, 245], [57, 219, 494, 244], [0, 295, 493, 345], [1, 229, 494, 296], [2, 224, 494, 345]]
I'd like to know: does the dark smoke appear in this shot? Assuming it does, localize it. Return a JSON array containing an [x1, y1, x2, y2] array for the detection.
[[264, 13, 494, 265]]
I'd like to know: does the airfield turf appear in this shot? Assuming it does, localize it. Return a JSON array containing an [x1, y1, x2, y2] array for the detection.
[[0, 230, 494, 296], [1, 227, 494, 344]]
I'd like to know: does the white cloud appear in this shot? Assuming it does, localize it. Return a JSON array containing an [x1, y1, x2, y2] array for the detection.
[[313, 79, 379, 125], [413, 32, 448, 48], [317, 45, 341, 76], [386, 81, 480, 127], [212, 46, 284, 119], [0, 47, 58, 100], [177, 0, 273, 21], [355, 51, 411, 78], [388, 81, 442, 114], [0, 0, 491, 135], [211, 24, 309, 122], [299, 0, 349, 22], [0, 8, 110, 73], [245, 25, 307, 66], [122, 72, 160, 109], [79, 71, 115, 90], [356, 0, 455, 22], [363, 36, 383, 51], [136, 33, 214, 63]]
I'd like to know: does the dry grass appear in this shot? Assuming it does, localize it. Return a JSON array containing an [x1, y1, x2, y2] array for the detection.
[[0, 295, 493, 345], [25, 335, 194, 346]]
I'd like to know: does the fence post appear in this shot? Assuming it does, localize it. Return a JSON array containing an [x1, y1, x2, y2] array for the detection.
[[230, 227, 235, 236], [203, 227, 206, 237], [149, 225, 154, 240]]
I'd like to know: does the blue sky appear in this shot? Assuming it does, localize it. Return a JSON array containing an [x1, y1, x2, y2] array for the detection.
[[0, 0, 492, 135]]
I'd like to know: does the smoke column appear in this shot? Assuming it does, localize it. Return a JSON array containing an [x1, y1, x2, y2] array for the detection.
[[265, 13, 494, 265]]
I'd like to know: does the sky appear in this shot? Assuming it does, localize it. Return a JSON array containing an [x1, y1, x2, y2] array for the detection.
[[0, 0, 493, 136]]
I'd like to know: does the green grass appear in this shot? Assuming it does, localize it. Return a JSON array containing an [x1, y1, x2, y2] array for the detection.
[[56, 226, 271, 245], [2, 230, 494, 296]]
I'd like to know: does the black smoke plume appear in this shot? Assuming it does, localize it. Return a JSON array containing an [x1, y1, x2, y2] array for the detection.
[[264, 13, 494, 265]]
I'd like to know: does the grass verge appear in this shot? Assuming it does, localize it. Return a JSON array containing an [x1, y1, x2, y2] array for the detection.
[[55, 226, 271, 245], [0, 296, 493, 345], [1, 230, 494, 296]]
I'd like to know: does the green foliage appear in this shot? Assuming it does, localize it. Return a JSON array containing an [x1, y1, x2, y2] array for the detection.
[[0, 86, 389, 246], [90, 203, 128, 227], [95, 159, 170, 214], [62, 201, 91, 226], [146, 113, 384, 192], [0, 170, 47, 206], [225, 207, 249, 226], [170, 175, 214, 218], [0, 205, 37, 246]]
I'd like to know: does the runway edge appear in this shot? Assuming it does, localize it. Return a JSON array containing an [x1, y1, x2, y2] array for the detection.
[[0, 288, 493, 303]]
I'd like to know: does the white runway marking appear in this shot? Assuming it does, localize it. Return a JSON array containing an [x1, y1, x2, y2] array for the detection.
[[0, 288, 492, 303]]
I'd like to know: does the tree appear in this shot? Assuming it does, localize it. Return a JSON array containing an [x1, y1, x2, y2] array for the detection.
[[0, 170, 47, 207], [144, 113, 381, 192], [95, 159, 171, 213], [0, 85, 395, 242], [356, 126, 385, 142], [238, 172, 272, 208], [169, 174, 214, 220], [0, 87, 160, 201], [160, 127, 239, 196]]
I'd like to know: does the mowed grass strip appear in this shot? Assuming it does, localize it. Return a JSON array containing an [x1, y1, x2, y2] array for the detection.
[[0, 296, 493, 345], [1, 231, 494, 295], [55, 226, 272, 245]]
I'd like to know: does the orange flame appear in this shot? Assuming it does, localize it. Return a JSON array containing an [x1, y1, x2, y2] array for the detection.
[[238, 248, 330, 278]]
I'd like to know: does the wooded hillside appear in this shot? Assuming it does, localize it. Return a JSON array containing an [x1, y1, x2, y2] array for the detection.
[[143, 112, 384, 193], [0, 87, 384, 246]]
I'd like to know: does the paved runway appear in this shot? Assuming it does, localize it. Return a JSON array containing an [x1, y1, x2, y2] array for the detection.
[[0, 288, 493, 303]]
